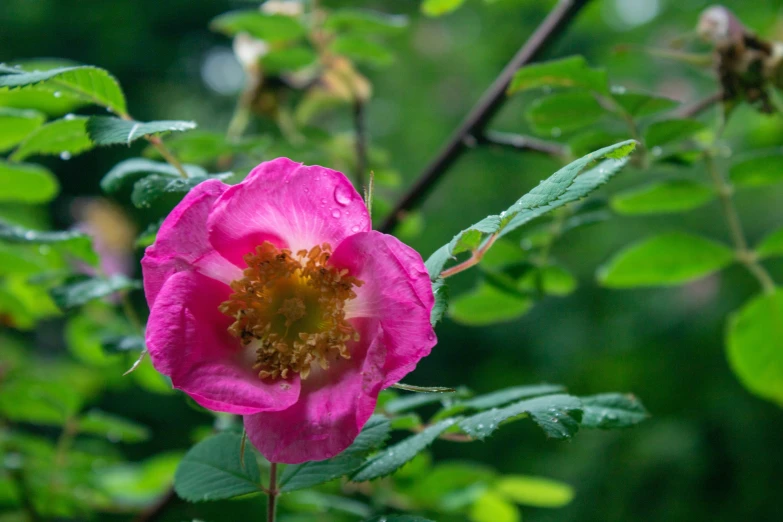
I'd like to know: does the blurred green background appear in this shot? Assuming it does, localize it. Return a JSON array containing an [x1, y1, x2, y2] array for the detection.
[[2, 0, 783, 521]]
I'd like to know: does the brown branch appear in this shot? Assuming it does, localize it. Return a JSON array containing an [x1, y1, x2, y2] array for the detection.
[[379, 0, 592, 233], [479, 130, 569, 158], [675, 91, 722, 118]]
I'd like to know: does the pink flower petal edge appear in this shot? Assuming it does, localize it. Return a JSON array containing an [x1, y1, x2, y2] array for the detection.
[[141, 158, 436, 463]]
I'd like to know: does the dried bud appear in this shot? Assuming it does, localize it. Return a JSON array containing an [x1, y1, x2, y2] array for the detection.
[[697, 5, 744, 48]]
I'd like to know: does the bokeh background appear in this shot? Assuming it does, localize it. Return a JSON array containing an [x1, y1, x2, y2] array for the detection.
[[2, 0, 783, 521]]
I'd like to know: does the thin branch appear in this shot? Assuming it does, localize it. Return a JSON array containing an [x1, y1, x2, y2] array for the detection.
[[479, 130, 568, 158], [379, 0, 592, 233], [704, 153, 776, 294], [675, 92, 722, 119], [440, 233, 499, 279], [353, 99, 368, 190], [267, 463, 279, 522]]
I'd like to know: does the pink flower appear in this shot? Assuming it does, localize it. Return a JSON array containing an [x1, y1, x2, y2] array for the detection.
[[142, 158, 436, 463]]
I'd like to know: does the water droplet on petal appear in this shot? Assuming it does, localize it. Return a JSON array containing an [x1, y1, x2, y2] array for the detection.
[[60, 151, 72, 160], [351, 225, 361, 233], [331, 209, 341, 218], [334, 184, 352, 206], [320, 198, 327, 206]]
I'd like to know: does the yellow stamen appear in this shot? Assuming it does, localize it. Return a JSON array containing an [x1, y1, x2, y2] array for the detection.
[[219, 241, 362, 381]]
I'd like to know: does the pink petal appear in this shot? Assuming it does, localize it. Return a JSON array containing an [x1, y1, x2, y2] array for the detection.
[[142, 179, 241, 308], [146, 270, 300, 415], [244, 318, 385, 463], [330, 231, 437, 388], [207, 158, 371, 266]]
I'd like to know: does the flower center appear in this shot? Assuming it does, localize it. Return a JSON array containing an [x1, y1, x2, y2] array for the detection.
[[219, 241, 362, 381]]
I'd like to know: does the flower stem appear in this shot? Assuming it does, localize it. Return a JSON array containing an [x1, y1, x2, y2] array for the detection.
[[704, 153, 776, 294], [267, 462, 278, 522]]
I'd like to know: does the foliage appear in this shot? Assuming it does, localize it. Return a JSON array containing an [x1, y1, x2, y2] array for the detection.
[[2, 1, 782, 522]]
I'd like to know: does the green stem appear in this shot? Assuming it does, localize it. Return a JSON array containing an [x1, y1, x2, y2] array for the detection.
[[267, 463, 278, 522], [704, 153, 776, 294], [146, 136, 188, 178], [227, 84, 255, 141]]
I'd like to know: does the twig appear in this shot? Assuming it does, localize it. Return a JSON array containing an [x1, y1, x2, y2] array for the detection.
[[479, 130, 568, 158], [353, 99, 368, 190], [440, 233, 499, 279], [675, 92, 722, 119], [704, 153, 776, 294], [267, 463, 279, 522], [379, 0, 592, 233]]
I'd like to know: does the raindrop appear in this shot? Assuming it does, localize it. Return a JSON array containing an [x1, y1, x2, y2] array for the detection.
[[53, 91, 62, 98], [477, 423, 484, 429], [334, 184, 352, 206], [351, 225, 361, 233], [552, 418, 559, 423], [611, 85, 627, 95], [320, 198, 327, 206], [331, 209, 341, 218], [651, 146, 662, 157], [64, 113, 76, 120], [550, 127, 562, 138], [60, 151, 72, 160]]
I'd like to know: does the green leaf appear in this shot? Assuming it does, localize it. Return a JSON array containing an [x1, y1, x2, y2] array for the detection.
[[385, 390, 464, 414], [131, 174, 229, 209], [459, 394, 583, 440], [421, 0, 466, 17], [0, 65, 126, 114], [494, 475, 574, 508], [364, 515, 434, 522], [79, 409, 151, 443], [174, 432, 262, 502], [729, 154, 783, 187], [210, 10, 306, 41], [330, 36, 394, 67], [325, 10, 408, 34], [508, 56, 609, 96], [87, 117, 196, 146], [351, 418, 459, 482], [9, 116, 93, 161], [0, 160, 59, 203], [610, 180, 714, 215], [470, 491, 520, 522], [449, 282, 533, 326], [526, 91, 605, 135], [0, 222, 97, 265], [430, 278, 449, 327], [460, 384, 567, 411], [280, 416, 391, 492], [643, 118, 706, 148], [598, 232, 735, 288], [579, 393, 649, 429], [101, 158, 207, 194], [50, 275, 141, 310], [0, 107, 45, 152], [612, 90, 678, 118], [727, 289, 783, 405], [261, 47, 318, 73], [517, 264, 577, 296], [144, 131, 269, 165], [0, 85, 88, 116], [756, 227, 783, 259], [425, 141, 637, 279]]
